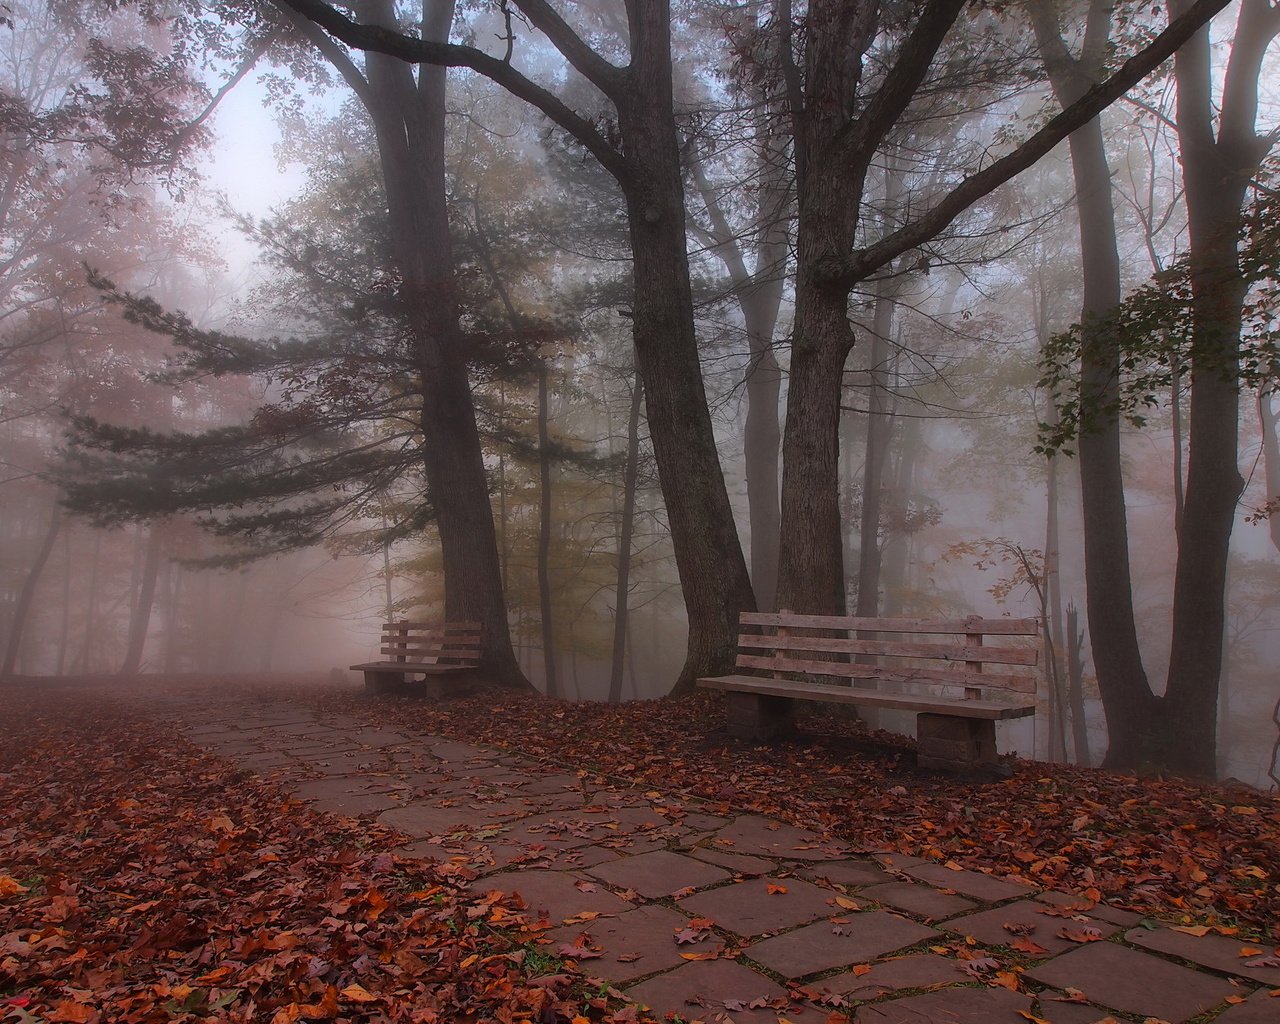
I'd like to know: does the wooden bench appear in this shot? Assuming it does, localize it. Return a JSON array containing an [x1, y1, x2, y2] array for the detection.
[[351, 621, 481, 695], [698, 611, 1039, 772]]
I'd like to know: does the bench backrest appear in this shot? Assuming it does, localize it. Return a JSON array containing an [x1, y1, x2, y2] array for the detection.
[[379, 621, 482, 666], [736, 611, 1039, 699]]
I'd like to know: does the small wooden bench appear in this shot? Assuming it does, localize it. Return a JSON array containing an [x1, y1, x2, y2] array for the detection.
[[698, 611, 1039, 772], [351, 621, 481, 695]]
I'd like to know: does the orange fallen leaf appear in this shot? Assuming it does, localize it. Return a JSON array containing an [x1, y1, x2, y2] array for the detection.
[[1171, 925, 1211, 937], [766, 883, 788, 895], [852, 963, 872, 977], [340, 984, 377, 1003], [680, 949, 720, 961], [833, 896, 859, 910], [1017, 1012, 1049, 1024], [1010, 936, 1050, 955]]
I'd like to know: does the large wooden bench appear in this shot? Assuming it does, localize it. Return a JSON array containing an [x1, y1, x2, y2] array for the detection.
[[351, 621, 481, 695], [698, 611, 1039, 772]]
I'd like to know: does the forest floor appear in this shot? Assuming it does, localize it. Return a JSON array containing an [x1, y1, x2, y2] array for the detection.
[[1, 674, 1278, 1024]]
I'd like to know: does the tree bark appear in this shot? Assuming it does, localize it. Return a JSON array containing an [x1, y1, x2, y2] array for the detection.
[[620, 2, 756, 694], [119, 524, 162, 677], [1, 499, 61, 677], [356, 0, 530, 688], [1159, 0, 1277, 775], [536, 357, 559, 698], [1260, 385, 1280, 553], [608, 376, 643, 703], [1029, 0, 1159, 767]]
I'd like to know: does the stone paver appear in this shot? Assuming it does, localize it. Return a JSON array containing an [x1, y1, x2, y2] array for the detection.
[[901, 862, 1036, 902], [1213, 988, 1280, 1023], [861, 880, 976, 920], [810, 952, 962, 998], [175, 693, 1268, 1024], [587, 849, 730, 898], [943, 898, 1120, 955], [800, 859, 892, 888], [1125, 925, 1280, 986], [626, 959, 787, 1023], [708, 815, 846, 860], [547, 903, 708, 982], [472, 868, 631, 924], [746, 911, 936, 978], [1026, 942, 1242, 1023], [852, 987, 1032, 1023], [678, 876, 836, 937]]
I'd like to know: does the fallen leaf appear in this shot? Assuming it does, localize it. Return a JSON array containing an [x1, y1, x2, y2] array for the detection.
[[1058, 926, 1104, 943], [1010, 936, 1050, 955], [962, 956, 999, 977], [1170, 925, 1211, 937], [340, 984, 377, 1003], [1018, 1012, 1049, 1024], [680, 949, 720, 961], [766, 883, 788, 895], [1245, 956, 1280, 968], [1003, 921, 1037, 936]]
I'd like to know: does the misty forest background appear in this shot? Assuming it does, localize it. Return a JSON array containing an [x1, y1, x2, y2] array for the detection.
[[1, 0, 1278, 786]]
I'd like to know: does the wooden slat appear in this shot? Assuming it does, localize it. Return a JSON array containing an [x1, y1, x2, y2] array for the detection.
[[736, 634, 1037, 666], [383, 620, 481, 631], [698, 675, 1036, 720], [733, 654, 1036, 693], [380, 629, 481, 640], [380, 647, 480, 657], [378, 645, 483, 652], [351, 661, 479, 674], [740, 612, 1038, 635]]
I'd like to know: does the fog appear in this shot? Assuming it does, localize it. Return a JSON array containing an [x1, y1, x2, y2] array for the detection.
[[2, 1, 1277, 788]]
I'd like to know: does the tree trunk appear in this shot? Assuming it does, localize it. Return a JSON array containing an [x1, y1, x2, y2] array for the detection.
[[855, 280, 896, 619], [536, 357, 559, 698], [1260, 385, 1280, 553], [55, 525, 70, 676], [1, 499, 61, 677], [880, 417, 921, 616], [609, 376, 643, 702], [620, 3, 755, 695], [360, 0, 530, 689], [1066, 601, 1091, 767], [1029, 0, 1158, 766], [119, 525, 162, 677], [1160, 0, 1275, 776]]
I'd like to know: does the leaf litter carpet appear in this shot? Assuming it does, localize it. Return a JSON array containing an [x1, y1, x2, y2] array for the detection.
[[1, 676, 1278, 1024]]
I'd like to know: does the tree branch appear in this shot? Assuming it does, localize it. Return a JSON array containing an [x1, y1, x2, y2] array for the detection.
[[276, 0, 628, 181], [819, 0, 1233, 289], [513, 0, 628, 100]]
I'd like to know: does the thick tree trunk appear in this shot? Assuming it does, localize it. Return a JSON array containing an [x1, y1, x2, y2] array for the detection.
[[1, 499, 61, 677], [1065, 601, 1092, 767], [361, 0, 530, 689], [742, 290, 783, 612], [119, 525, 162, 677], [1159, 0, 1275, 776], [855, 282, 895, 618], [608, 377, 643, 703], [620, 3, 755, 695]]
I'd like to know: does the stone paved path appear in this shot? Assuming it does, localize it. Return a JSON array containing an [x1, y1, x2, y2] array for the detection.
[[166, 694, 1278, 1024]]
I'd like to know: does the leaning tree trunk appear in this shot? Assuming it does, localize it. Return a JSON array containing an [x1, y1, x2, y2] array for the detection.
[[359, 0, 531, 688], [619, 3, 756, 695], [1, 499, 61, 677]]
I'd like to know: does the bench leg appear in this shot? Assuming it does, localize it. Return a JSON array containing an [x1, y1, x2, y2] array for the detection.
[[364, 670, 406, 694], [916, 714, 997, 772], [725, 691, 795, 742]]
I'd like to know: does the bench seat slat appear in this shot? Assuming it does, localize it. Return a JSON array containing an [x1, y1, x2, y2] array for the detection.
[[380, 643, 481, 654], [351, 660, 477, 674], [740, 612, 1038, 635], [737, 634, 1038, 666], [699, 674, 1035, 720], [384, 621, 481, 632], [733, 653, 1036, 693]]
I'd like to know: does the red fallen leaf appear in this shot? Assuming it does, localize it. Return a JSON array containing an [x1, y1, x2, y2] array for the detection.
[[558, 943, 603, 959], [47, 1000, 95, 1023], [1244, 956, 1280, 968], [688, 917, 716, 929], [766, 883, 788, 895], [1058, 926, 1103, 943], [1050, 987, 1090, 1003], [573, 880, 598, 893], [962, 956, 999, 977], [1010, 936, 1050, 955], [1037, 902, 1095, 918], [1003, 922, 1037, 936], [670, 886, 695, 899]]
